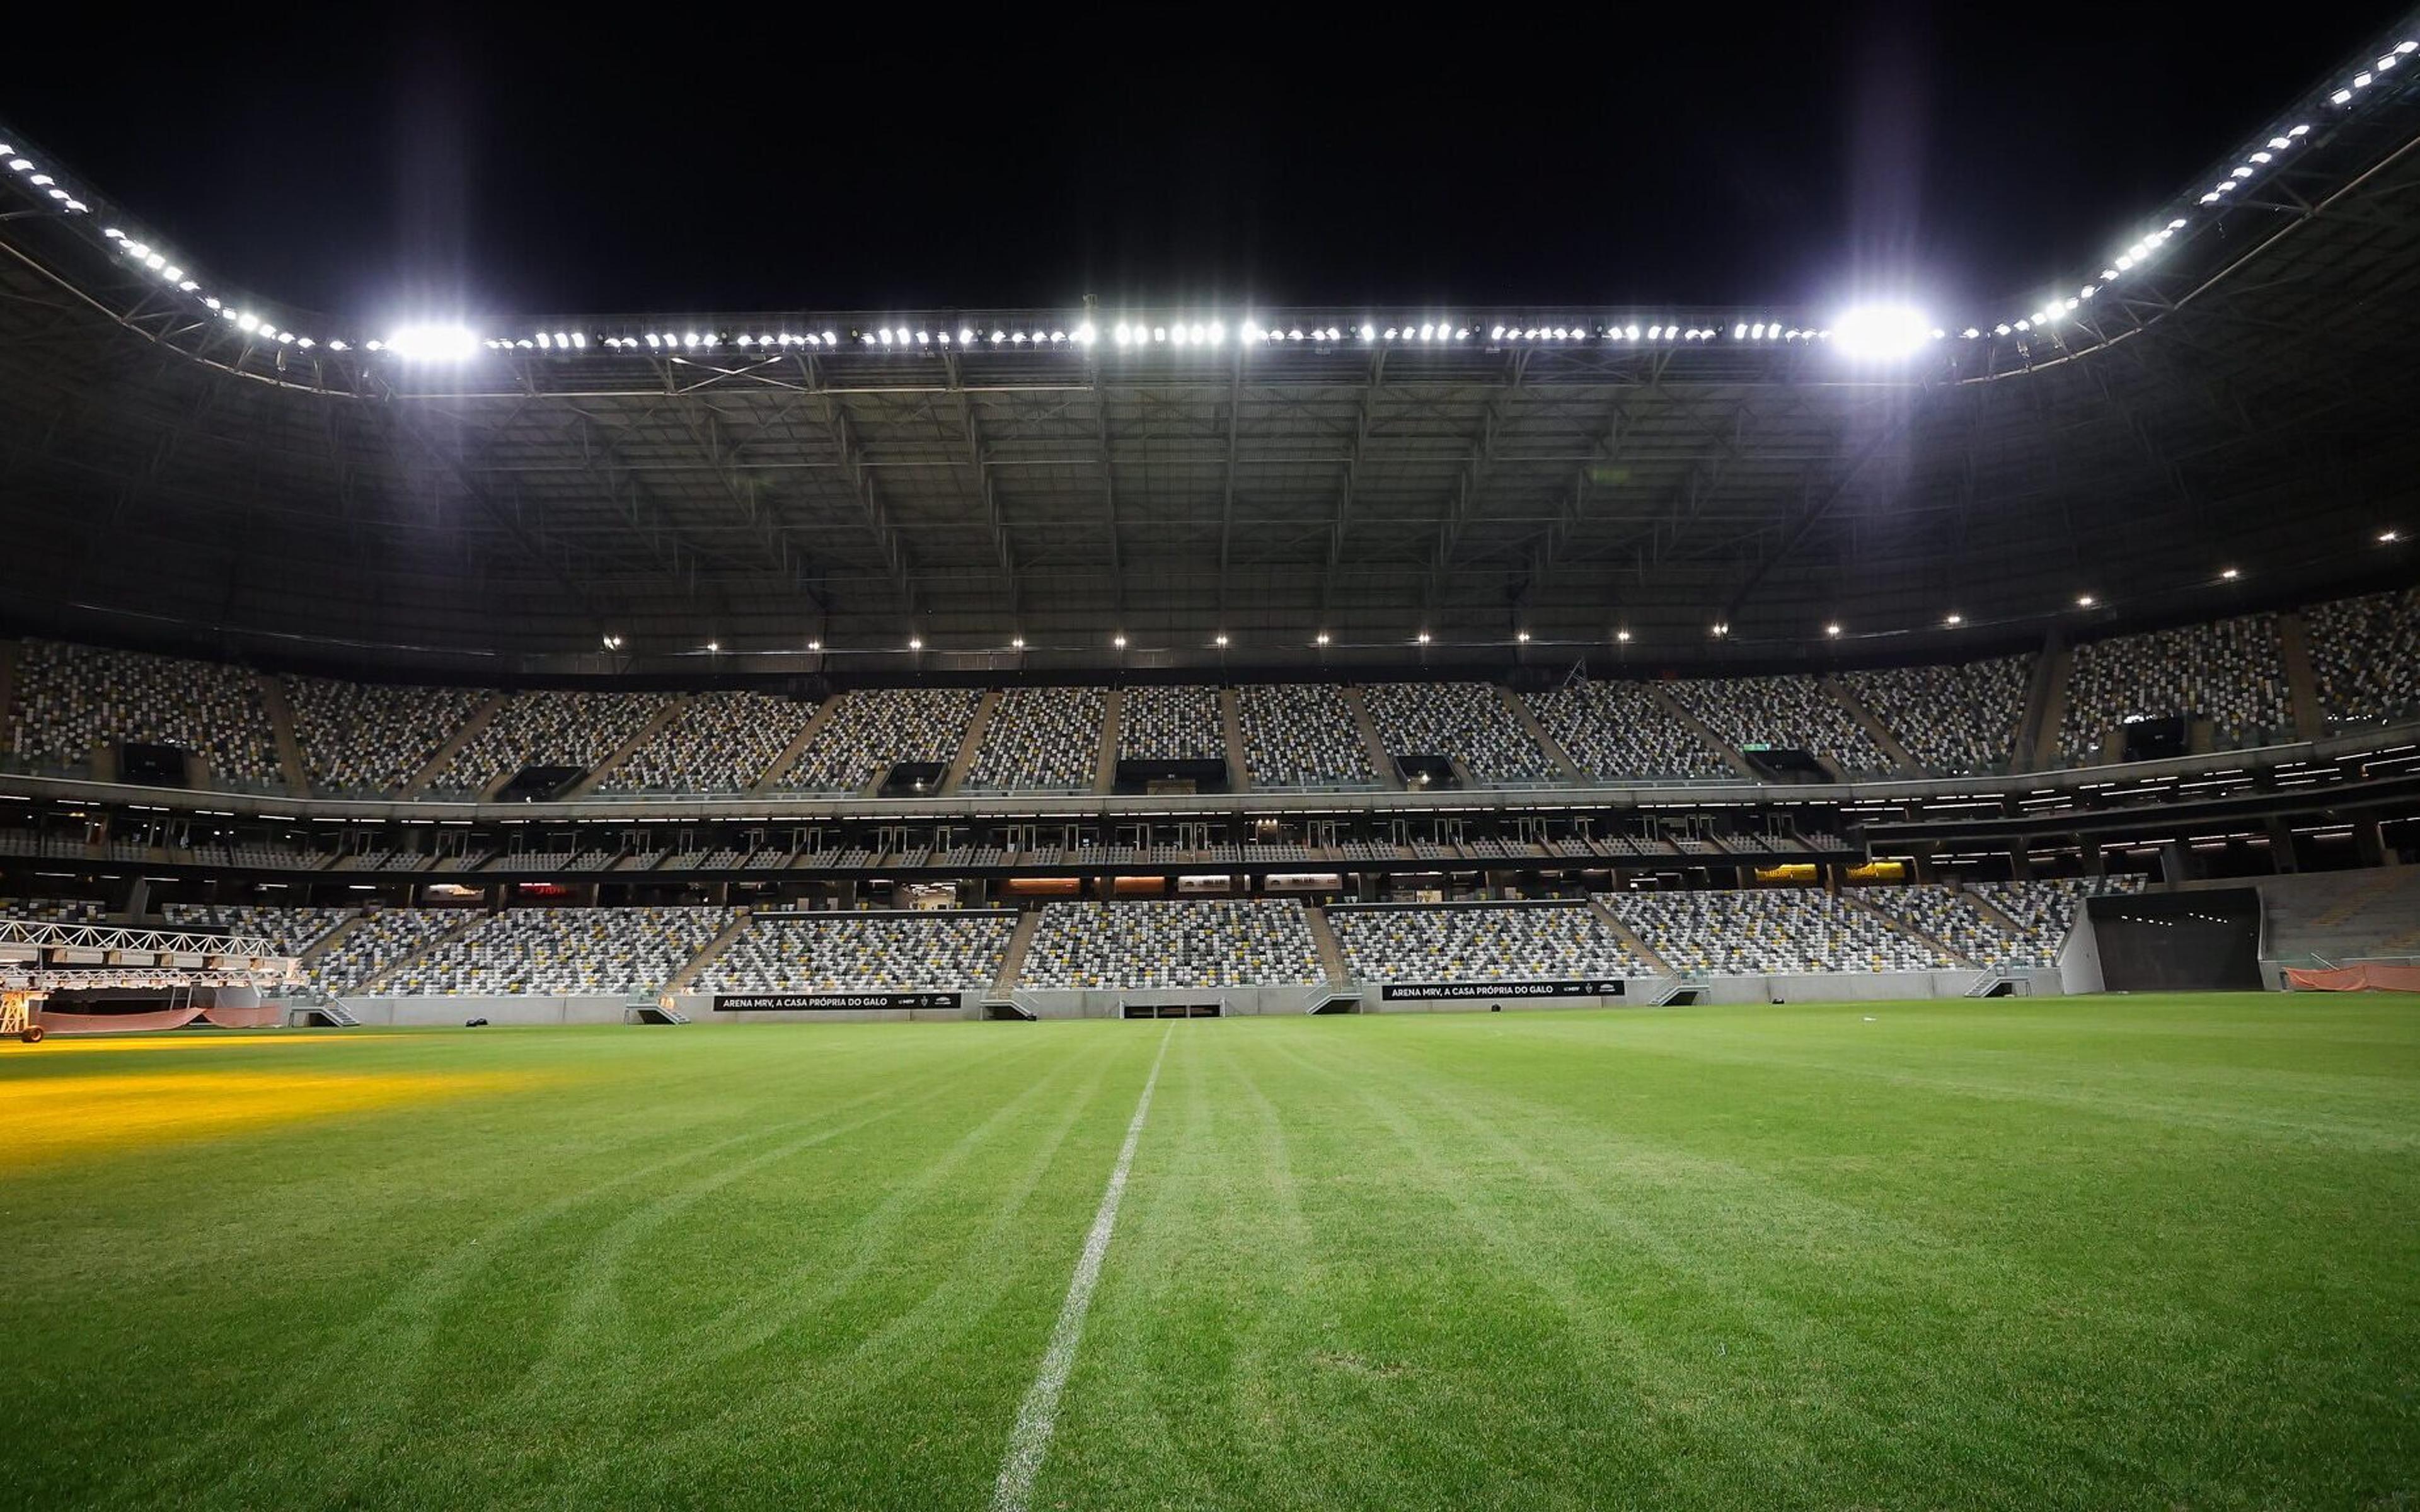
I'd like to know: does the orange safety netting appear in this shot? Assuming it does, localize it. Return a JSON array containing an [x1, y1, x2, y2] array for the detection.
[[2284, 963, 2420, 993]]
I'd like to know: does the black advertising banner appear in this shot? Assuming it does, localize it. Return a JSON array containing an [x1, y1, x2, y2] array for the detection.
[[713, 991, 960, 1011], [1378, 979, 1625, 1002]]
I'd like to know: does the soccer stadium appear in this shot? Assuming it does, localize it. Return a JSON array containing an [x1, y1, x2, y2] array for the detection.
[[3, 14, 2419, 1508]]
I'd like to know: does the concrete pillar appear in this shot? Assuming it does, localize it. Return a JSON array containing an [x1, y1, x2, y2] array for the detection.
[[124, 876, 151, 921], [2266, 816, 2299, 874], [2354, 817, 2388, 868], [2159, 840, 2191, 886], [2078, 837, 2105, 877], [2007, 846, 2032, 882]]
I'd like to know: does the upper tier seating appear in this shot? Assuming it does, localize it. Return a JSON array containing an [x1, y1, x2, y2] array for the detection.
[[1525, 679, 1731, 781], [1237, 683, 1377, 786], [7, 640, 282, 786], [784, 687, 980, 792], [1605, 888, 1958, 975], [1361, 682, 1557, 784], [965, 685, 1106, 790], [430, 690, 674, 794], [2304, 588, 2420, 732], [1118, 685, 1225, 762], [1327, 902, 1647, 982], [286, 677, 490, 795], [2060, 615, 2289, 764], [388, 906, 732, 995], [597, 690, 817, 794], [694, 910, 1016, 994], [1841, 656, 2029, 776], [1664, 675, 1890, 774], [1018, 900, 1324, 988]]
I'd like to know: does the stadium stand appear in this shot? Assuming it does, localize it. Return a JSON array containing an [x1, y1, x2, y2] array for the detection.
[[1118, 685, 1225, 761], [783, 687, 980, 792], [597, 690, 817, 794], [1664, 675, 1890, 774], [2249, 868, 2420, 963], [2060, 615, 2290, 764], [285, 676, 490, 795], [0, 895, 106, 925], [429, 690, 674, 794], [1605, 888, 1958, 974], [1327, 902, 1648, 982], [2303, 587, 2420, 732], [6, 639, 282, 786], [386, 906, 733, 995], [1361, 682, 1557, 784], [694, 910, 1017, 994], [1841, 657, 2030, 776], [1017, 900, 1325, 988], [964, 685, 1107, 790], [1966, 876, 2147, 959], [162, 902, 349, 954], [1236, 683, 1378, 786], [1524, 679, 1732, 781]]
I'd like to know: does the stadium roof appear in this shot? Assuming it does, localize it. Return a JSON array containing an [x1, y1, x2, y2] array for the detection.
[[3, 18, 2419, 676]]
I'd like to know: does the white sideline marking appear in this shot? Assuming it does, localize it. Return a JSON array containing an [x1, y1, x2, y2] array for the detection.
[[989, 1024, 1174, 1512]]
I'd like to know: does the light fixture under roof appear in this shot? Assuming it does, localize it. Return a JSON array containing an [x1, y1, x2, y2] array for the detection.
[[2220, 567, 2241, 581], [1944, 613, 1964, 626], [1314, 631, 1331, 646], [1112, 633, 1127, 649], [908, 636, 923, 650], [1831, 304, 1935, 362]]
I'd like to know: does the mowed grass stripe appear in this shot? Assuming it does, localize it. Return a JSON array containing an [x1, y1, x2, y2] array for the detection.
[[3, 999, 2415, 1510], [2, 1025, 1165, 1510], [1038, 1002, 2420, 1511]]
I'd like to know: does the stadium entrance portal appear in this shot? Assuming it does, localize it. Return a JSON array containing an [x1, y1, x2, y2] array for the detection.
[[1123, 1002, 1220, 1019], [1113, 758, 1230, 795]]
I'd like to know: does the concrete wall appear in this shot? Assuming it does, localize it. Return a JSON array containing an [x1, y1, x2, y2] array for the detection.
[[347, 968, 2071, 1026]]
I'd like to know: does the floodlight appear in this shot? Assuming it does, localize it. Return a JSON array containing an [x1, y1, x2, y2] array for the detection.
[[1615, 629, 1631, 643], [1315, 631, 1331, 646], [1831, 304, 1933, 360], [384, 324, 480, 362]]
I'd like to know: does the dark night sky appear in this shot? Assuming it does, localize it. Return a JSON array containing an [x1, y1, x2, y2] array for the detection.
[[2, 4, 2405, 324]]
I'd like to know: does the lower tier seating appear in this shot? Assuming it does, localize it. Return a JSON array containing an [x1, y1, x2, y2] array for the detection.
[[1327, 902, 1648, 982], [695, 910, 1016, 994], [1018, 900, 1324, 988], [386, 906, 734, 996]]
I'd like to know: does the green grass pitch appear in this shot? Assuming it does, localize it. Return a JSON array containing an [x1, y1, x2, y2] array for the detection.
[[2, 993, 2415, 1509]]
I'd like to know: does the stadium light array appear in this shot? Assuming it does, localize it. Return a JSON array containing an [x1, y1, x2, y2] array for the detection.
[[9, 28, 2412, 374], [1832, 304, 1937, 362]]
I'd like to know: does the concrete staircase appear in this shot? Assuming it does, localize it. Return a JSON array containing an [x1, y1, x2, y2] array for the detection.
[[1304, 905, 1351, 984], [2276, 611, 2326, 741], [943, 690, 1002, 795], [1839, 888, 1976, 968], [1645, 685, 1759, 779], [1094, 690, 1124, 792], [993, 908, 1043, 991], [1220, 687, 1250, 791], [356, 913, 483, 994], [754, 694, 841, 793], [256, 673, 311, 794], [403, 692, 504, 797], [2024, 643, 2073, 772], [1824, 677, 1920, 776], [1342, 687, 1403, 788], [1501, 687, 1584, 782], [1586, 896, 1671, 974], [1961, 886, 2026, 936], [566, 696, 693, 798], [667, 908, 753, 993]]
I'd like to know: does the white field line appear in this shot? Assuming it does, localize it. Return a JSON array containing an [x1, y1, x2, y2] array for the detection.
[[989, 1024, 1175, 1512]]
